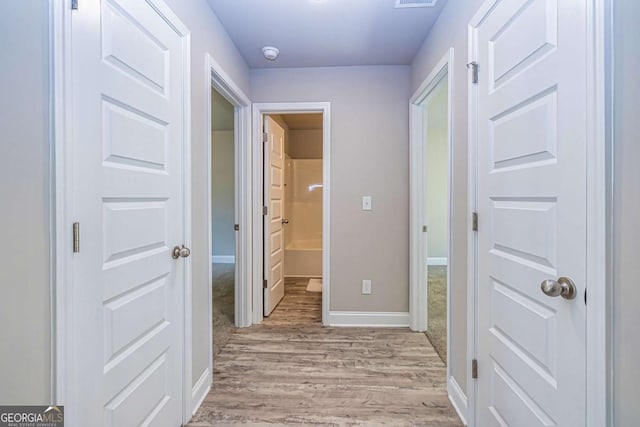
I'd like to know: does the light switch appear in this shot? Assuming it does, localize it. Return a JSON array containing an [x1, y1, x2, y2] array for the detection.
[[362, 279, 372, 295], [362, 196, 372, 211]]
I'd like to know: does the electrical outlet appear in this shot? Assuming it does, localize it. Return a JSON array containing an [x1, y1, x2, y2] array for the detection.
[[362, 279, 372, 295], [362, 196, 372, 211]]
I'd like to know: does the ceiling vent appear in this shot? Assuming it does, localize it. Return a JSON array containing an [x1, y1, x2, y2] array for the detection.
[[395, 0, 438, 8]]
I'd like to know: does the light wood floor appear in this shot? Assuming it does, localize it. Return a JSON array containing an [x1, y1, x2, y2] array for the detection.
[[188, 277, 463, 426]]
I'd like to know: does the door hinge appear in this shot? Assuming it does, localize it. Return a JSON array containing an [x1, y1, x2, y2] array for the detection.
[[72, 222, 80, 253], [262, 132, 268, 143], [472, 212, 478, 231], [234, 224, 239, 231], [472, 359, 478, 379], [263, 279, 268, 289], [422, 225, 428, 233], [467, 61, 479, 84], [71, 0, 78, 10], [262, 206, 268, 216]]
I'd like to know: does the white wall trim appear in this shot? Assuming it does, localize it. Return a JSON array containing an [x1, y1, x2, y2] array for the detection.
[[202, 52, 252, 419], [409, 47, 459, 421], [252, 103, 331, 326], [448, 376, 468, 426], [52, 0, 73, 409], [211, 255, 235, 264], [427, 257, 448, 266], [191, 368, 211, 416], [466, 8, 482, 426], [328, 311, 410, 328], [585, 0, 609, 425], [409, 48, 454, 333]]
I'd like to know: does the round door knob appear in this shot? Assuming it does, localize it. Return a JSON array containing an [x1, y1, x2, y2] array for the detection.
[[172, 245, 191, 259], [540, 277, 577, 300], [281, 218, 289, 225]]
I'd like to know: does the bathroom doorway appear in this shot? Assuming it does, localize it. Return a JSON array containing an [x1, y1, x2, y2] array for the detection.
[[263, 113, 324, 320], [253, 103, 331, 325], [210, 87, 237, 355]]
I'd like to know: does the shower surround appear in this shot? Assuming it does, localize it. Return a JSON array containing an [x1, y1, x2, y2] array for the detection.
[[284, 158, 323, 277]]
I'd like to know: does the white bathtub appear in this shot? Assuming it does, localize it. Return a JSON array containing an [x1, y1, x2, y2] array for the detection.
[[284, 239, 322, 277]]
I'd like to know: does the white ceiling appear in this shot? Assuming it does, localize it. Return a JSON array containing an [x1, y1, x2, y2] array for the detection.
[[206, 0, 447, 68]]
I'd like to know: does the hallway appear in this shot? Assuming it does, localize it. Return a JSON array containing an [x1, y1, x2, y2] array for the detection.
[[188, 278, 462, 426]]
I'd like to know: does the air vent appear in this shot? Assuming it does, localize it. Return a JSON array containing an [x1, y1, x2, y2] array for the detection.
[[395, 0, 438, 8]]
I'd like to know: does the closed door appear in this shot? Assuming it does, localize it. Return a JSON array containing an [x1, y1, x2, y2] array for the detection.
[[263, 116, 285, 316], [474, 0, 587, 425], [70, 0, 187, 425]]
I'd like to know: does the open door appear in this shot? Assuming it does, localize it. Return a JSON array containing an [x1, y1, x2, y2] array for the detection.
[[263, 116, 286, 316]]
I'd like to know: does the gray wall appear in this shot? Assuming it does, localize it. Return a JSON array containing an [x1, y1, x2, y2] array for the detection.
[[425, 78, 449, 259], [162, 0, 251, 386], [211, 88, 234, 132], [211, 89, 235, 258], [612, 0, 640, 423], [0, 1, 51, 404], [411, 0, 486, 396], [211, 131, 235, 257], [252, 66, 411, 312]]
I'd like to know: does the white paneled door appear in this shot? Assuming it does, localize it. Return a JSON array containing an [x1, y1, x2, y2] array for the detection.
[[70, 0, 187, 425], [263, 116, 285, 316], [475, 0, 587, 425]]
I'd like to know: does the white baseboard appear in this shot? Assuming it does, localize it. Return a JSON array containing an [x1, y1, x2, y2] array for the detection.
[[328, 311, 410, 327], [211, 255, 235, 264], [448, 376, 468, 426], [191, 368, 211, 415], [427, 257, 448, 266]]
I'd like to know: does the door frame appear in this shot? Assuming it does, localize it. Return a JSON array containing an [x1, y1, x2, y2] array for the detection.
[[51, 0, 192, 423], [251, 102, 331, 325], [466, 1, 609, 426], [198, 53, 252, 414], [408, 48, 461, 418]]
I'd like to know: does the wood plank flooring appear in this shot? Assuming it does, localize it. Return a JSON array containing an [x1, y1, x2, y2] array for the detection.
[[188, 277, 463, 426]]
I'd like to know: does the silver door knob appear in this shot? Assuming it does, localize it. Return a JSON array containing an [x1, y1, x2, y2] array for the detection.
[[172, 245, 191, 259], [540, 277, 577, 300], [282, 218, 289, 225]]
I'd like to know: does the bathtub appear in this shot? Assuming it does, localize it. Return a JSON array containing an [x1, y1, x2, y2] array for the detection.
[[284, 239, 322, 277]]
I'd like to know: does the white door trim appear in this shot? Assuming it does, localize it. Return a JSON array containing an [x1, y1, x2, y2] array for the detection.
[[409, 48, 454, 332], [408, 48, 461, 420], [51, 1, 192, 424], [201, 52, 252, 414], [466, 1, 608, 426], [252, 102, 331, 325]]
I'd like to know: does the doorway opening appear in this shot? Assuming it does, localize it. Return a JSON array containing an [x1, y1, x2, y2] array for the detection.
[[252, 103, 331, 325], [263, 113, 324, 322], [199, 54, 252, 413], [210, 87, 236, 355], [409, 48, 461, 417], [423, 74, 450, 364]]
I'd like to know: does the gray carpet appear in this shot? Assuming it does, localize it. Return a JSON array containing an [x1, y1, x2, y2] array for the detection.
[[212, 263, 236, 358], [426, 266, 447, 364]]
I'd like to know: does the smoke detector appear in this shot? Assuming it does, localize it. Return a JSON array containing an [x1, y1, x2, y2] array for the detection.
[[395, 0, 438, 8], [262, 46, 280, 61]]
